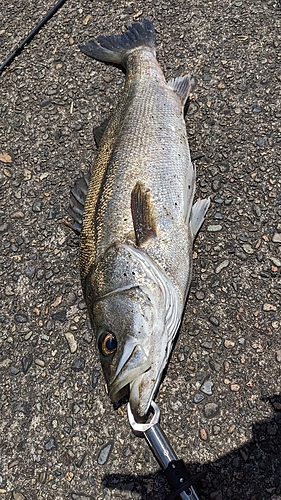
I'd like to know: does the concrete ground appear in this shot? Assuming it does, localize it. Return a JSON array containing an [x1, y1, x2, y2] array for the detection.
[[0, 1, 281, 499]]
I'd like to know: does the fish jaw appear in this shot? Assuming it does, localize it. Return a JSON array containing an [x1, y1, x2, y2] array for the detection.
[[109, 341, 151, 403], [128, 343, 167, 421]]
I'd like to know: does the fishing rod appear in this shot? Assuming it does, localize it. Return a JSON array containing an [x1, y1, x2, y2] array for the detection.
[[128, 402, 203, 500], [0, 0, 68, 76]]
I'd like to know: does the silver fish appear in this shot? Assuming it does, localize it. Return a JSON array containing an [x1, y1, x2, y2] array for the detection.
[[73, 19, 210, 421]]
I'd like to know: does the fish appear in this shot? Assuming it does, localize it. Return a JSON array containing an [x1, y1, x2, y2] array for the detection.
[[70, 18, 210, 422]]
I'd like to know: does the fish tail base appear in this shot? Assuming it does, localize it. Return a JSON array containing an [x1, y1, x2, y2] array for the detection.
[[79, 18, 156, 65]]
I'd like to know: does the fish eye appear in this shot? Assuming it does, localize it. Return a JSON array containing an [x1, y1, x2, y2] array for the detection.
[[100, 332, 117, 356]]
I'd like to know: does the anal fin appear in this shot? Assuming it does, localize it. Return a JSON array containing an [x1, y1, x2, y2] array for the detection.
[[64, 174, 90, 235], [93, 118, 110, 148], [131, 181, 157, 246], [189, 198, 210, 240]]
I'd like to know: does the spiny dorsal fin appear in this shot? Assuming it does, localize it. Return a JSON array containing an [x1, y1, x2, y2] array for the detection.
[[131, 181, 157, 246], [93, 118, 110, 148]]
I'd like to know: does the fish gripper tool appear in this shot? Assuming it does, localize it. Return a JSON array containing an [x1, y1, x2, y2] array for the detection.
[[127, 401, 202, 500]]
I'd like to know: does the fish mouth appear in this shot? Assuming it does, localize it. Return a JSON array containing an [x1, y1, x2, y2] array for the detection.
[[109, 339, 151, 404]]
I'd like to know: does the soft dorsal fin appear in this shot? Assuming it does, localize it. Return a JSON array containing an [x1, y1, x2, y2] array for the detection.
[[167, 74, 192, 105], [93, 118, 110, 148], [131, 181, 157, 246]]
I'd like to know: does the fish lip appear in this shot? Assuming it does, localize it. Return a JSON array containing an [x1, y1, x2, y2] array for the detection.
[[109, 342, 151, 402]]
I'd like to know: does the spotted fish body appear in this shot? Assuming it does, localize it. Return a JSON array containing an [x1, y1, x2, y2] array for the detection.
[[75, 19, 209, 421]]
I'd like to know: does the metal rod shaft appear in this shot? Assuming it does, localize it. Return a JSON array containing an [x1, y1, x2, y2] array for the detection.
[[144, 424, 201, 500], [0, 0, 68, 76]]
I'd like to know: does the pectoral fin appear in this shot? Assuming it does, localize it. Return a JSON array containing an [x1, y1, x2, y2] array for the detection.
[[189, 198, 210, 240], [131, 181, 157, 246]]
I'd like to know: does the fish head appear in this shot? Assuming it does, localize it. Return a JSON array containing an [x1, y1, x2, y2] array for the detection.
[[84, 243, 181, 421]]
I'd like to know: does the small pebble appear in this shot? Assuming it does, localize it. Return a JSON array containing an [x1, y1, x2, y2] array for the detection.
[[10, 366, 20, 375], [207, 224, 222, 232], [76, 452, 87, 468], [203, 73, 212, 81], [230, 384, 240, 392], [34, 358, 45, 367], [201, 341, 213, 349], [12, 493, 26, 500], [209, 360, 221, 372], [215, 259, 229, 274], [92, 368, 101, 389], [212, 425, 221, 435], [263, 303, 277, 311], [97, 441, 114, 465], [204, 402, 220, 418], [272, 232, 281, 243], [14, 313, 28, 323], [228, 424, 236, 434], [195, 291, 205, 300], [199, 428, 208, 441], [270, 257, 281, 267], [11, 211, 25, 218], [253, 204, 261, 217], [64, 332, 78, 353], [65, 471, 74, 482], [209, 316, 220, 327], [224, 339, 235, 348], [240, 449, 249, 462], [44, 437, 57, 451], [210, 492, 222, 500], [32, 201, 42, 212], [232, 457, 240, 467], [194, 393, 205, 404], [52, 310, 67, 322], [71, 358, 85, 372], [21, 355, 33, 374], [252, 105, 262, 113], [242, 244, 254, 254], [200, 378, 214, 395], [256, 138, 265, 146], [24, 266, 36, 279], [276, 350, 281, 363], [71, 494, 92, 500]]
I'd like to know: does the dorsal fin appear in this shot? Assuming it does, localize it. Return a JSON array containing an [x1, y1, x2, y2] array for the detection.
[[93, 118, 110, 148], [167, 74, 192, 105], [131, 181, 157, 246]]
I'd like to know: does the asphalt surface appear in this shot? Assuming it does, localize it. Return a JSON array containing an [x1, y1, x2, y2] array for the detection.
[[1, 1, 281, 499]]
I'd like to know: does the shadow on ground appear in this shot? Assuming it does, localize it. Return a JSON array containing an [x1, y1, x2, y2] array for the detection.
[[100, 395, 281, 500]]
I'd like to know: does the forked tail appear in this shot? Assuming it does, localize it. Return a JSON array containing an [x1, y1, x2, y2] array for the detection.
[[79, 18, 156, 66]]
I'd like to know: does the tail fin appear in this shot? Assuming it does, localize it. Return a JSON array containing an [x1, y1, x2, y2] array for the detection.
[[79, 18, 156, 66]]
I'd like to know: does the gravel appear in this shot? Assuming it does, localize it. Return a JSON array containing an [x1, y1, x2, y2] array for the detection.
[[1, 1, 280, 499]]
